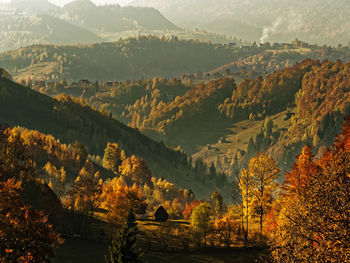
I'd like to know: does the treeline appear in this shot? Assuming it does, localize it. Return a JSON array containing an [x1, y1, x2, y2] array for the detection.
[[5, 36, 350, 83], [0, 36, 238, 81], [0, 127, 195, 218], [270, 60, 350, 167], [27, 59, 350, 174], [126, 78, 235, 134], [223, 60, 350, 173], [0, 71, 230, 198], [30, 76, 235, 143], [31, 76, 191, 124], [218, 59, 317, 120]]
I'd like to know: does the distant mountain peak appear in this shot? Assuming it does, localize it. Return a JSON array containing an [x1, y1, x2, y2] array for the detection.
[[64, 0, 97, 9], [9, 0, 59, 13]]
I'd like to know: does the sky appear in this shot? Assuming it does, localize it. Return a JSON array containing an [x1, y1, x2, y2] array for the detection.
[[0, 0, 133, 7]]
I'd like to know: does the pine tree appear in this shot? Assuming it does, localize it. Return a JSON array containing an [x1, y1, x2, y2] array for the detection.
[[105, 211, 143, 263]]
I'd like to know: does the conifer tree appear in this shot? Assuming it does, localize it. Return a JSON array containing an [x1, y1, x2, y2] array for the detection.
[[105, 211, 143, 263]]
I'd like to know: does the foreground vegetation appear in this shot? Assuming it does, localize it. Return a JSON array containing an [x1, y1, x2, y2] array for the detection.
[[1, 115, 349, 262]]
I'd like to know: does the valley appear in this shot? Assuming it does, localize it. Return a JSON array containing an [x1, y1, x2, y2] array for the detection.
[[0, 1, 349, 262]]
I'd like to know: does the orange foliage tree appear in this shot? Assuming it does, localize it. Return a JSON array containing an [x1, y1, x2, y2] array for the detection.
[[182, 199, 202, 220], [0, 179, 63, 262], [271, 117, 350, 262], [119, 155, 152, 187], [100, 178, 147, 225], [68, 165, 102, 215]]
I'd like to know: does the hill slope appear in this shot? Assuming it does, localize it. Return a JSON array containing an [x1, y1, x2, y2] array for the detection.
[[0, 72, 229, 198], [0, 14, 102, 53], [0, 0, 179, 52], [0, 36, 237, 81], [61, 0, 178, 32]]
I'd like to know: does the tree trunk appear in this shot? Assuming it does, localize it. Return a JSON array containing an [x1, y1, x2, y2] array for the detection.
[[260, 206, 263, 243], [245, 196, 249, 242]]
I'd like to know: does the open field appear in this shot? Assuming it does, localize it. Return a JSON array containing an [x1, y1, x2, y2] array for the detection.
[[53, 218, 267, 263], [192, 109, 292, 167]]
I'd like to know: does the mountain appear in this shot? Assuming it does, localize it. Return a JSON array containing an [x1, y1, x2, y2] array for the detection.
[[194, 18, 262, 42], [0, 0, 179, 52], [61, 0, 179, 32], [0, 69, 230, 198], [0, 0, 238, 54], [7, 0, 60, 13], [0, 36, 237, 81], [130, 0, 350, 45], [0, 14, 102, 52]]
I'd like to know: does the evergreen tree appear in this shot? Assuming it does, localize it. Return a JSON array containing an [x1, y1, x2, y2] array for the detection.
[[105, 211, 143, 263]]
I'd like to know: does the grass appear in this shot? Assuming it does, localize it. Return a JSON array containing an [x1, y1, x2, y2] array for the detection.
[[145, 247, 265, 263], [192, 110, 292, 172], [53, 218, 267, 263], [15, 62, 59, 80]]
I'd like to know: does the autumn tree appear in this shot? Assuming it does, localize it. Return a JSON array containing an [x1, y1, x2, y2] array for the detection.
[[190, 202, 213, 248], [71, 140, 87, 163], [214, 211, 237, 248], [248, 153, 280, 237], [103, 143, 123, 173], [209, 191, 224, 219], [119, 155, 152, 187], [43, 162, 66, 198], [69, 166, 102, 215], [105, 211, 143, 263], [272, 119, 350, 262], [182, 199, 202, 220], [239, 168, 252, 242], [0, 179, 63, 262], [0, 127, 35, 181], [271, 146, 317, 262], [101, 178, 147, 226]]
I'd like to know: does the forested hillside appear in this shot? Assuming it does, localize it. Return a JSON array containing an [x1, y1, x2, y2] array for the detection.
[[195, 60, 350, 177], [0, 36, 238, 81], [0, 0, 234, 53], [2, 37, 350, 83], [61, 0, 178, 32], [1, 1, 349, 262], [27, 59, 350, 178], [0, 14, 102, 53], [0, 72, 230, 198]]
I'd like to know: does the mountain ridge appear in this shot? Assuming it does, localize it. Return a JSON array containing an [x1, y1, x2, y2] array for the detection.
[[130, 0, 350, 45]]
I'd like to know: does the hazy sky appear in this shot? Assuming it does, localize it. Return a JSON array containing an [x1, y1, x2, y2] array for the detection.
[[0, 0, 133, 6]]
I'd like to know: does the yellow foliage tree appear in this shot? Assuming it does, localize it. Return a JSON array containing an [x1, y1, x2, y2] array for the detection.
[[119, 155, 152, 187], [248, 153, 280, 237]]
